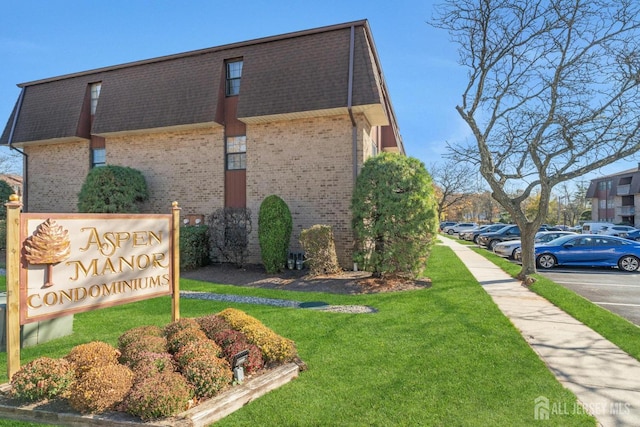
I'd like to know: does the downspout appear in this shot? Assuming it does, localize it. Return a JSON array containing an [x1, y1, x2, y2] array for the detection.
[[347, 25, 359, 272], [347, 25, 357, 186], [7, 87, 28, 211]]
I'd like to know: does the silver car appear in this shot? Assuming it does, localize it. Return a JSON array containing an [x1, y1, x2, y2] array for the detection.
[[494, 231, 576, 259]]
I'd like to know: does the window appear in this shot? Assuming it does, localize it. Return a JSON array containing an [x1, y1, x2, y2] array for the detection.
[[226, 60, 243, 96], [92, 148, 106, 167], [226, 136, 246, 170], [90, 82, 102, 115]]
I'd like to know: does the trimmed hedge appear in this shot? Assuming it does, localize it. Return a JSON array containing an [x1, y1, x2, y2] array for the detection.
[[77, 165, 149, 213], [180, 225, 209, 270], [258, 195, 292, 273]]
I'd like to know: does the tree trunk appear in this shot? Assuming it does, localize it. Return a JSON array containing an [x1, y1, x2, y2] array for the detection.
[[517, 224, 539, 279]]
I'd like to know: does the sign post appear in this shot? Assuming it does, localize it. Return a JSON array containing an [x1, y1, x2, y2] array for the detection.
[[6, 194, 22, 380], [172, 201, 181, 322], [5, 199, 180, 380]]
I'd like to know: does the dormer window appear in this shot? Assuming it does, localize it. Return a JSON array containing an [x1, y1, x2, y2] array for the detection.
[[90, 82, 102, 115], [225, 60, 243, 96]]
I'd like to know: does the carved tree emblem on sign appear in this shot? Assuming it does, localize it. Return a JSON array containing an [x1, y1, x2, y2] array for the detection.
[[24, 219, 71, 288]]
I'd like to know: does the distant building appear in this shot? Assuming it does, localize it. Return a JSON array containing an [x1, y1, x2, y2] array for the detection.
[[0, 20, 403, 267], [0, 174, 22, 197], [586, 165, 640, 225]]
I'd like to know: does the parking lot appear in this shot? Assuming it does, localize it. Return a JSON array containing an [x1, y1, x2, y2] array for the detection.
[[537, 267, 640, 326]]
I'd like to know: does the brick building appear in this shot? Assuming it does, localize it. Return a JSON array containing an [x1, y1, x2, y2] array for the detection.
[[0, 20, 404, 268], [586, 166, 640, 226]]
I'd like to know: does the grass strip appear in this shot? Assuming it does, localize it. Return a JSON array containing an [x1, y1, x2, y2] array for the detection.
[[0, 245, 594, 426], [470, 245, 640, 361]]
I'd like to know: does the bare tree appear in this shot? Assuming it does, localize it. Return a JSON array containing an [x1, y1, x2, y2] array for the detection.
[[433, 0, 640, 278], [0, 147, 21, 175], [430, 160, 481, 220]]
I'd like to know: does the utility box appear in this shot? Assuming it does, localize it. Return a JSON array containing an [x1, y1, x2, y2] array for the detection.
[[0, 293, 73, 351]]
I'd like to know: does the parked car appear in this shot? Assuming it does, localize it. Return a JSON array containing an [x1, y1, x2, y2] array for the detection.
[[624, 230, 640, 241], [494, 231, 576, 259], [581, 222, 616, 234], [477, 225, 520, 250], [439, 221, 457, 232], [596, 225, 637, 237], [460, 224, 506, 243], [443, 222, 478, 235], [534, 234, 640, 272]]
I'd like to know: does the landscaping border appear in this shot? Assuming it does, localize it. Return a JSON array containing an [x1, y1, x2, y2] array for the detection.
[[0, 362, 300, 426]]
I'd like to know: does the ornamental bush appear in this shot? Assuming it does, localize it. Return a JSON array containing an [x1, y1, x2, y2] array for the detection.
[[299, 224, 341, 276], [182, 354, 232, 398], [196, 314, 232, 339], [68, 364, 133, 414], [217, 308, 297, 364], [351, 152, 438, 278], [258, 195, 292, 273], [65, 341, 121, 378], [129, 352, 176, 381], [174, 339, 223, 369], [119, 336, 168, 368], [166, 327, 208, 354], [77, 165, 149, 213], [118, 325, 164, 350], [219, 339, 264, 375], [123, 371, 194, 421], [10, 357, 74, 402], [163, 317, 201, 339]]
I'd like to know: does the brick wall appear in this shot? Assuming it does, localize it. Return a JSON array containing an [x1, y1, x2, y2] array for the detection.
[[106, 126, 226, 216], [25, 140, 90, 212], [247, 114, 370, 268], [23, 113, 373, 269]]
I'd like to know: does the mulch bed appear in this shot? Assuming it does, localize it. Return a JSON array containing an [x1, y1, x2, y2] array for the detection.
[[180, 263, 431, 294]]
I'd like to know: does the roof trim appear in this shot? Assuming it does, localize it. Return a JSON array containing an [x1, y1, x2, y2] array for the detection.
[[9, 136, 87, 148], [93, 121, 222, 138], [17, 20, 369, 88]]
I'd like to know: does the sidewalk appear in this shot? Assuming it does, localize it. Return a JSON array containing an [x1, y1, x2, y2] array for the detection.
[[439, 237, 640, 427]]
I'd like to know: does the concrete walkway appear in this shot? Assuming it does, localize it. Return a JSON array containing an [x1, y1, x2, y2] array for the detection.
[[439, 237, 640, 426]]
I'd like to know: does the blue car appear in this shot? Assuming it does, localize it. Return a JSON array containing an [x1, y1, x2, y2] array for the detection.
[[624, 229, 640, 241], [535, 234, 640, 272]]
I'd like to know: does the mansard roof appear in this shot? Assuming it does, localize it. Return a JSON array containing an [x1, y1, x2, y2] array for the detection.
[[586, 166, 640, 198], [1, 20, 402, 152]]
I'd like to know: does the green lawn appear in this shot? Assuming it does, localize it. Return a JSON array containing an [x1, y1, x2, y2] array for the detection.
[[472, 245, 640, 361], [0, 244, 595, 426]]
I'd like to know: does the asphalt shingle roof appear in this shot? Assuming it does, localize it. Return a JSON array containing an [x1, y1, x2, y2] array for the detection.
[[1, 20, 398, 147]]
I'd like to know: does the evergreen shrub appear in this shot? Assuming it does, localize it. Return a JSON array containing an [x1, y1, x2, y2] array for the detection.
[[0, 180, 13, 221], [258, 195, 292, 273], [351, 152, 438, 278], [77, 165, 149, 213], [180, 225, 209, 270]]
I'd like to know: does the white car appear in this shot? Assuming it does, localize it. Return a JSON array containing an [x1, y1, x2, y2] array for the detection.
[[493, 231, 576, 259], [443, 222, 478, 235], [596, 225, 637, 237]]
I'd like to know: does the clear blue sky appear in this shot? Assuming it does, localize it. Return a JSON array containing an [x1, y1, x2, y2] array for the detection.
[[0, 0, 635, 183]]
